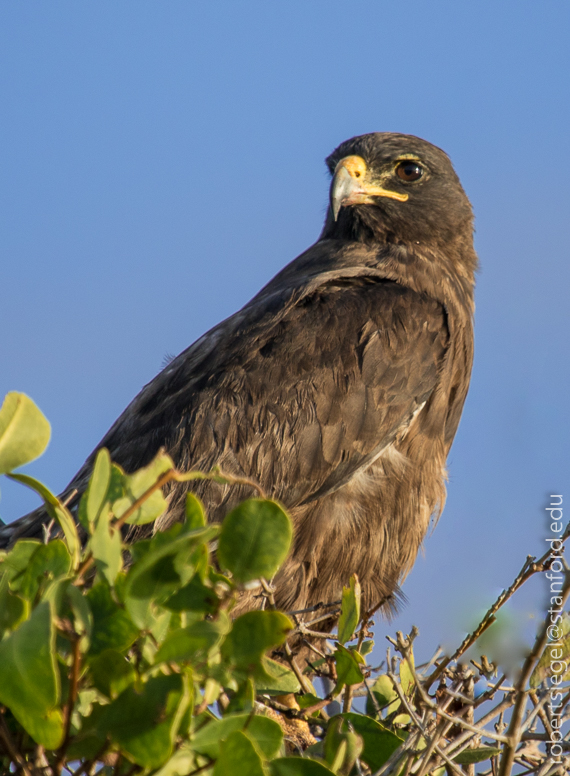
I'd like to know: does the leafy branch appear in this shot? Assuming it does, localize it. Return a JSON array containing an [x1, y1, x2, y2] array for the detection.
[[0, 392, 568, 776]]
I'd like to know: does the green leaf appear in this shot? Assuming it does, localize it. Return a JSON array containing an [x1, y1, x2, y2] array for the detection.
[[191, 713, 283, 760], [164, 572, 219, 614], [0, 392, 51, 474], [87, 580, 139, 656], [65, 702, 108, 760], [0, 539, 42, 582], [333, 645, 364, 694], [454, 746, 501, 764], [89, 649, 137, 699], [80, 461, 125, 528], [152, 744, 197, 776], [399, 645, 415, 696], [213, 730, 267, 776], [155, 613, 230, 663], [365, 674, 400, 717], [7, 473, 81, 568], [222, 610, 293, 672], [341, 713, 404, 771], [256, 657, 301, 694], [112, 451, 174, 525], [218, 499, 292, 583], [0, 573, 29, 633], [185, 492, 206, 529], [99, 673, 189, 769], [0, 602, 63, 748], [83, 447, 112, 525], [15, 540, 71, 601], [337, 573, 361, 644], [530, 615, 570, 687], [296, 693, 322, 716], [324, 716, 363, 774], [89, 505, 123, 586], [226, 678, 256, 714], [123, 526, 217, 628], [65, 582, 93, 643], [270, 758, 335, 775], [149, 607, 174, 646]]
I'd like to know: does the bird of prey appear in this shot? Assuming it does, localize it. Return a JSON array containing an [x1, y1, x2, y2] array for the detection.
[[1, 132, 477, 623]]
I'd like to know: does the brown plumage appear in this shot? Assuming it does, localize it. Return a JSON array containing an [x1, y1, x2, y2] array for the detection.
[[1, 132, 477, 622]]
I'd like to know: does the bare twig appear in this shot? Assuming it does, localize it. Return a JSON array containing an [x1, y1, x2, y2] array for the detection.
[[301, 638, 329, 662], [283, 641, 315, 695], [529, 690, 553, 740], [441, 696, 516, 759], [429, 527, 570, 686], [343, 684, 354, 713], [498, 571, 570, 776], [42, 517, 55, 544], [70, 739, 110, 776], [295, 627, 338, 640], [388, 629, 432, 708], [293, 610, 341, 631], [287, 600, 341, 616], [386, 658, 465, 776], [0, 709, 32, 776]]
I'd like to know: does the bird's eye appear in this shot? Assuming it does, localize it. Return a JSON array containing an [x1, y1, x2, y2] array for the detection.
[[396, 161, 424, 182]]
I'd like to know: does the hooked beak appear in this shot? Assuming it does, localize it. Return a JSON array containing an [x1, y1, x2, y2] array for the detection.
[[330, 155, 408, 221]]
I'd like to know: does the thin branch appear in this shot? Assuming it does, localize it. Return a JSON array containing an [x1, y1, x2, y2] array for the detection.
[[444, 695, 516, 761], [343, 683, 354, 713], [187, 757, 215, 776], [287, 601, 341, 616], [114, 468, 178, 531], [293, 610, 342, 631], [388, 629, 432, 708], [498, 571, 570, 776], [283, 641, 315, 695], [473, 675, 508, 708], [301, 638, 329, 662], [416, 646, 444, 679], [428, 527, 570, 686], [70, 740, 110, 776], [42, 517, 55, 544], [529, 690, 553, 740], [386, 645, 511, 746], [297, 696, 334, 717], [0, 710, 32, 776], [437, 704, 510, 744], [386, 660, 465, 776], [295, 627, 338, 640], [362, 672, 383, 717], [208, 469, 267, 498], [54, 633, 82, 774], [73, 464, 265, 585]]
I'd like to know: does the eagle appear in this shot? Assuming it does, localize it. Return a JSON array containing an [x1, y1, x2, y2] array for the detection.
[[1, 132, 477, 623]]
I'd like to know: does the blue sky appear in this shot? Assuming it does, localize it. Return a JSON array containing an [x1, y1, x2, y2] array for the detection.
[[1, 1, 568, 661]]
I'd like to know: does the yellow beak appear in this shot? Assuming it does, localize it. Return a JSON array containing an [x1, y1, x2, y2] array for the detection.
[[330, 155, 408, 221]]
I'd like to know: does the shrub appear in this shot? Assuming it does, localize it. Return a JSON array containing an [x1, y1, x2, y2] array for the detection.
[[0, 392, 568, 775]]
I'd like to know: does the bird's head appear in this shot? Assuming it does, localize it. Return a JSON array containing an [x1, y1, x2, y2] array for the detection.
[[321, 133, 474, 250]]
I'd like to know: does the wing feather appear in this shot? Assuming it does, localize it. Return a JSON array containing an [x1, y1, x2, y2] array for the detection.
[[0, 275, 449, 545]]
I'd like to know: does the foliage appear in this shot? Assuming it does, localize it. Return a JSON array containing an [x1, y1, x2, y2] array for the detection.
[[0, 392, 569, 776]]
